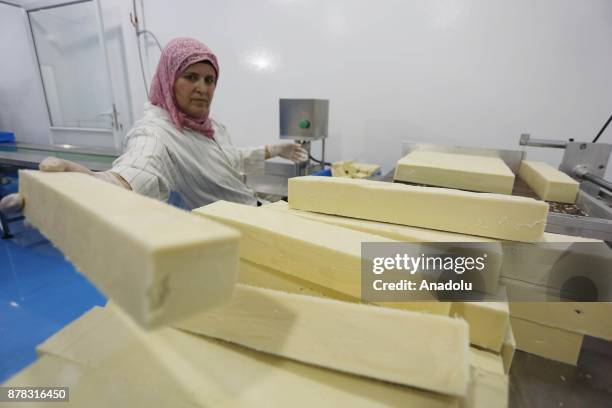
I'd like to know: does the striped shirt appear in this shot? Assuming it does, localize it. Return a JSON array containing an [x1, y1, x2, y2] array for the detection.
[[112, 103, 263, 210]]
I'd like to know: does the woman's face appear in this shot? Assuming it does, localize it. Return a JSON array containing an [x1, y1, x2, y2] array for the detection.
[[174, 62, 217, 118]]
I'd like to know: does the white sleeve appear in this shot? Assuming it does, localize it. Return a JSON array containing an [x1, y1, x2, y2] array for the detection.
[[110, 128, 171, 201], [237, 145, 266, 175]]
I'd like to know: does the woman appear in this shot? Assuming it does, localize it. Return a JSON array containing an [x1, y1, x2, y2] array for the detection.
[[0, 37, 306, 213]]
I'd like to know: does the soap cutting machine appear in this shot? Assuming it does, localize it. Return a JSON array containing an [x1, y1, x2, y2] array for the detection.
[[390, 138, 612, 242], [264, 98, 330, 178]]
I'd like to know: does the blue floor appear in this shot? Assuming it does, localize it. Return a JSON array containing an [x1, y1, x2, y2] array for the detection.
[[0, 218, 106, 383]]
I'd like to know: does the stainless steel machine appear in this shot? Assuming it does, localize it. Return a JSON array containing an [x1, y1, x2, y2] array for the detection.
[[264, 98, 329, 178], [519, 134, 612, 241]]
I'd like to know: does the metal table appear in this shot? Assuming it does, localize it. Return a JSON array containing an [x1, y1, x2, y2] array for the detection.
[[0, 143, 117, 172]]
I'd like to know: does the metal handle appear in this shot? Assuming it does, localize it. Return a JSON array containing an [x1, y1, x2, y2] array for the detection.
[[573, 165, 612, 193], [519, 133, 568, 149]]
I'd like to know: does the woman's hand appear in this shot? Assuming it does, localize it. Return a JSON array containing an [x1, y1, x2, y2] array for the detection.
[[0, 157, 129, 215], [266, 143, 309, 163]]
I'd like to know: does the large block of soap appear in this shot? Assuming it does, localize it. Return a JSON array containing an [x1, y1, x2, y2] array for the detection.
[[264, 201, 503, 295], [464, 350, 509, 407], [503, 278, 612, 340], [510, 316, 583, 365], [469, 348, 505, 375], [38, 306, 460, 407], [193, 201, 397, 300], [394, 151, 515, 195], [518, 160, 579, 203], [265, 200, 497, 243], [509, 300, 612, 341], [450, 295, 510, 352], [288, 176, 548, 242], [464, 367, 509, 408], [2, 355, 194, 407], [19, 170, 240, 328], [175, 283, 470, 396], [501, 325, 516, 374], [239, 259, 449, 315]]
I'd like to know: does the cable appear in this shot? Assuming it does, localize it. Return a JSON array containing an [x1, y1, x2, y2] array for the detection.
[[593, 112, 612, 143], [130, 0, 162, 98], [309, 154, 331, 166]]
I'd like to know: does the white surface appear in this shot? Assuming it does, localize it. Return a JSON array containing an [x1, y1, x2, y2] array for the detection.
[[2, 0, 612, 181], [0, 3, 51, 144], [134, 0, 612, 180]]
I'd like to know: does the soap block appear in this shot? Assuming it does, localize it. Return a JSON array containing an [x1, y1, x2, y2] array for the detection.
[[503, 278, 612, 341], [501, 325, 516, 374], [37, 305, 460, 408], [331, 161, 380, 179], [192, 200, 396, 300], [331, 161, 350, 177], [394, 151, 515, 195], [264, 201, 503, 295], [174, 283, 470, 396], [519, 160, 579, 203], [462, 367, 509, 408], [500, 235, 605, 290], [2, 354, 194, 407], [265, 200, 496, 243], [451, 297, 510, 352], [469, 348, 505, 375], [288, 176, 548, 242], [19, 170, 240, 328], [239, 259, 449, 315], [509, 300, 612, 341], [461, 349, 508, 407], [510, 316, 583, 365]]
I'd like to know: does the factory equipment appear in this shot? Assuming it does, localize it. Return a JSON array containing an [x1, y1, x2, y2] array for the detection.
[[519, 134, 612, 241], [265, 99, 329, 178]]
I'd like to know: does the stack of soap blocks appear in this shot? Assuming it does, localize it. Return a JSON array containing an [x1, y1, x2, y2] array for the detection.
[[331, 160, 381, 179], [5, 166, 607, 407]]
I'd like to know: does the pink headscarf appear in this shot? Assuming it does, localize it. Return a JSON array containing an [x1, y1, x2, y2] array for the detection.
[[149, 37, 220, 139]]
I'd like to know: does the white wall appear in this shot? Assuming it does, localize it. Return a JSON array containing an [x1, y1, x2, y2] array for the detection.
[[2, 0, 612, 180], [0, 3, 51, 144], [131, 0, 612, 178]]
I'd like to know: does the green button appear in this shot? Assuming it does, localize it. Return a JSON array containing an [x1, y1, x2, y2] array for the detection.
[[299, 119, 311, 129]]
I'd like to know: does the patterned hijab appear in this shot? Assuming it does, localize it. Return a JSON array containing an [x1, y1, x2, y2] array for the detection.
[[149, 37, 219, 139]]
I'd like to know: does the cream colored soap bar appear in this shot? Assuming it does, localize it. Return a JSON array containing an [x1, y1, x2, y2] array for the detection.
[[19, 170, 240, 328], [394, 151, 515, 195], [462, 367, 509, 408], [451, 295, 510, 352], [239, 259, 450, 315], [510, 316, 583, 365], [464, 350, 508, 407], [503, 278, 612, 340], [509, 300, 612, 341], [501, 325, 516, 374], [469, 348, 505, 375], [265, 201, 496, 243], [264, 201, 503, 295], [519, 160, 579, 203], [2, 355, 195, 408], [38, 306, 459, 408], [175, 283, 470, 396], [288, 176, 548, 242], [192, 201, 409, 300]]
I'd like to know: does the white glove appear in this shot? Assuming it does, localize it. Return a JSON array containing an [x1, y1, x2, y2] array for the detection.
[[266, 143, 309, 163], [0, 157, 129, 215]]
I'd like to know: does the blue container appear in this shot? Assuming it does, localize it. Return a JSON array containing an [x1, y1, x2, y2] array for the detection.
[[0, 132, 15, 143], [311, 167, 332, 176]]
